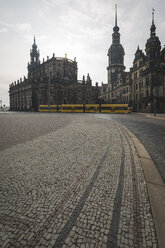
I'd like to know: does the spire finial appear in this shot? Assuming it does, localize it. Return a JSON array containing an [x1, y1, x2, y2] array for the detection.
[[152, 8, 155, 25], [115, 4, 117, 26], [150, 8, 156, 36], [113, 4, 119, 33], [34, 36, 36, 44]]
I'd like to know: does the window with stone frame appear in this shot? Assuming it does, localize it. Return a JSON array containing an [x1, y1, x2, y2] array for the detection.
[[134, 72, 137, 79], [146, 90, 149, 97], [146, 78, 149, 87]]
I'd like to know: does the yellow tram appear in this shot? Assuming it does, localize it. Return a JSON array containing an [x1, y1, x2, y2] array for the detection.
[[39, 105, 59, 112], [60, 104, 84, 113], [101, 104, 130, 113], [85, 104, 99, 113], [38, 104, 131, 113]]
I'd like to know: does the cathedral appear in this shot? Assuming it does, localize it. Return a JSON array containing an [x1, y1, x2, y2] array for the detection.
[[9, 38, 100, 111], [100, 7, 165, 112]]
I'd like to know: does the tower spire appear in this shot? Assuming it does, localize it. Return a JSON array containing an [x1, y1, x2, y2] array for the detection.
[[152, 8, 155, 25], [107, 4, 125, 86], [115, 4, 117, 27], [113, 4, 119, 34], [150, 8, 156, 37]]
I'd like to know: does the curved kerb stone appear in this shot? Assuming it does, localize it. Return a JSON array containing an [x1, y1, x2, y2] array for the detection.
[[114, 120, 165, 248]]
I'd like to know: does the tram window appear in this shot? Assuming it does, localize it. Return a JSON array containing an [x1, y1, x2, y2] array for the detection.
[[75, 107, 83, 110], [115, 107, 127, 110], [40, 107, 49, 110], [86, 107, 95, 110], [101, 107, 111, 110], [62, 107, 72, 110]]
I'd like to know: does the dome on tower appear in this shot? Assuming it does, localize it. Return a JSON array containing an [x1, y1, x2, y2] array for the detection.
[[109, 43, 124, 54], [146, 35, 161, 49], [108, 43, 125, 65], [113, 25, 119, 33]]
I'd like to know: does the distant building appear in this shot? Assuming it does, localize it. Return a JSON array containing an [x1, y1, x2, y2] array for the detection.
[[99, 7, 165, 112], [9, 38, 100, 111]]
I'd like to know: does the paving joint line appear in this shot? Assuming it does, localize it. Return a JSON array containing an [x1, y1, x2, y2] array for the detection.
[[107, 129, 125, 248]]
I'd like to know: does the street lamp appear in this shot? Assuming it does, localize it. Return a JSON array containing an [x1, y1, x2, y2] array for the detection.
[[48, 65, 51, 113], [154, 98, 156, 116], [154, 65, 159, 117]]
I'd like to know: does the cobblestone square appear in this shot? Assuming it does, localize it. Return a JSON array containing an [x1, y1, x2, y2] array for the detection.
[[0, 113, 158, 247]]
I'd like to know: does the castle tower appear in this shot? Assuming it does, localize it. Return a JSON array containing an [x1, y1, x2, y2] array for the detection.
[[107, 5, 125, 87], [145, 9, 161, 68]]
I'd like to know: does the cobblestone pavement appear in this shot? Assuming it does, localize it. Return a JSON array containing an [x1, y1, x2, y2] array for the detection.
[[96, 113, 165, 183], [0, 112, 73, 151], [0, 114, 158, 247]]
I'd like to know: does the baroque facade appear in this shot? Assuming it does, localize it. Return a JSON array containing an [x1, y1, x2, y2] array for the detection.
[[100, 8, 165, 112], [9, 38, 100, 111]]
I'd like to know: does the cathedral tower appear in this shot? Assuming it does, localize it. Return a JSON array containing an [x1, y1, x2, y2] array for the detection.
[[107, 5, 125, 87], [28, 37, 40, 75]]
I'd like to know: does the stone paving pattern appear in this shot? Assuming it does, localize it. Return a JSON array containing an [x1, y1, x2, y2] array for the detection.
[[0, 114, 158, 247], [101, 113, 165, 183]]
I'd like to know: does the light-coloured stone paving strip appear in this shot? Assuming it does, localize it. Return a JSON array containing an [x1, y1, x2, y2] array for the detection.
[[118, 128, 157, 248], [146, 114, 165, 120], [0, 116, 158, 248]]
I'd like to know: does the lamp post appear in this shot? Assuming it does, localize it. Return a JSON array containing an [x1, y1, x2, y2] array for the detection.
[[48, 65, 51, 113], [154, 64, 159, 117], [154, 98, 156, 116]]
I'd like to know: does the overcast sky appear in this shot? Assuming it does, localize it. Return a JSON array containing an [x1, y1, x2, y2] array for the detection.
[[0, 0, 165, 106]]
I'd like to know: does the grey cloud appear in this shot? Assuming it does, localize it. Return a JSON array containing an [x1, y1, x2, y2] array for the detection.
[[0, 28, 8, 33], [0, 20, 31, 33]]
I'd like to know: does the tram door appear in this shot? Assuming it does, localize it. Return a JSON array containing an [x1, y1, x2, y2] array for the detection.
[[111, 107, 115, 113]]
